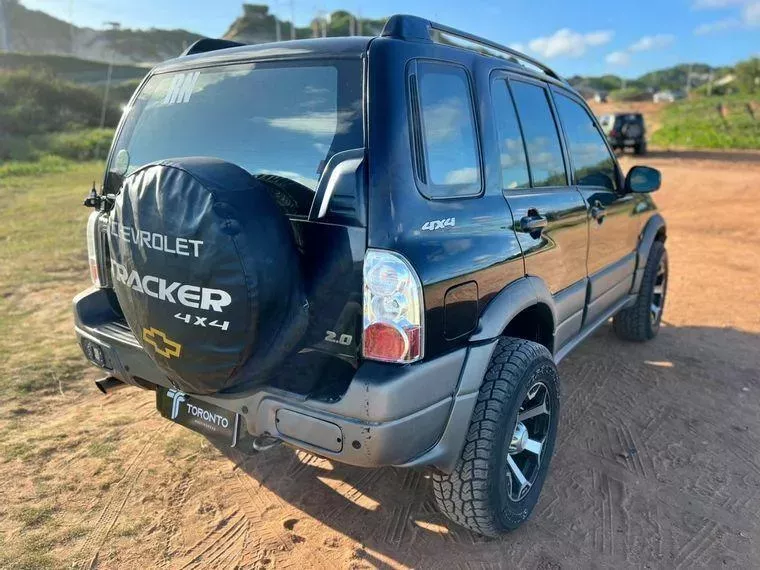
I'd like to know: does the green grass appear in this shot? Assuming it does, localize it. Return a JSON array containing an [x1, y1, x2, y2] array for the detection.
[[0, 161, 103, 401], [14, 505, 57, 529], [651, 94, 760, 149]]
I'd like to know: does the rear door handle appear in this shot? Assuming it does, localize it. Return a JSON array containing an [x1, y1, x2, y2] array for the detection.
[[519, 214, 548, 232]]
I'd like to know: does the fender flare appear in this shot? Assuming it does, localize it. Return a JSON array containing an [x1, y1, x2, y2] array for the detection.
[[469, 276, 557, 343], [632, 213, 666, 294]]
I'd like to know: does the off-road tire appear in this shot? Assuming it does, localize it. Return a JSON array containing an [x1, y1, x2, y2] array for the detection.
[[613, 240, 667, 341], [432, 337, 560, 537], [634, 141, 647, 155]]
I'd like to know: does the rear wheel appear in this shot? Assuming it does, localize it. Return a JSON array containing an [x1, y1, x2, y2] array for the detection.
[[634, 141, 647, 155], [432, 338, 560, 537], [613, 240, 667, 341]]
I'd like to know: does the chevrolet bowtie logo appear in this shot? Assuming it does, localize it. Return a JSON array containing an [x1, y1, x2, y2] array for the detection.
[[143, 327, 182, 359]]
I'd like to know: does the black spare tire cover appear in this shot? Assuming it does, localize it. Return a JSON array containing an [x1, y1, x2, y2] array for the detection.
[[108, 157, 309, 394]]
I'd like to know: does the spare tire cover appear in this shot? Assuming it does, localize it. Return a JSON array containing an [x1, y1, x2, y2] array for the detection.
[[107, 157, 309, 394]]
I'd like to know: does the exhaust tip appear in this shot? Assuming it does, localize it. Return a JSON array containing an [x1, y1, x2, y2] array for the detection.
[[95, 376, 125, 395]]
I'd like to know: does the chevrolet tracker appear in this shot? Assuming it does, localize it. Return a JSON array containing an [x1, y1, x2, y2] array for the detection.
[[74, 15, 667, 536]]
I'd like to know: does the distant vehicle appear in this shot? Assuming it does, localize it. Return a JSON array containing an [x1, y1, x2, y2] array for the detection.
[[653, 90, 685, 103], [75, 15, 667, 538], [593, 91, 608, 103], [600, 112, 647, 155]]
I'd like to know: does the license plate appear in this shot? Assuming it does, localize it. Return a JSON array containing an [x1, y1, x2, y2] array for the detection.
[[624, 139, 635, 145], [156, 386, 239, 445]]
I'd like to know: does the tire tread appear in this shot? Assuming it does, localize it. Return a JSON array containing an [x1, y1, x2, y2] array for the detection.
[[613, 240, 666, 341], [432, 337, 553, 537]]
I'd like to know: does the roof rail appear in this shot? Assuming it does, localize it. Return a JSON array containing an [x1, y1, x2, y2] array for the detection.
[[380, 14, 563, 82], [181, 38, 246, 57]]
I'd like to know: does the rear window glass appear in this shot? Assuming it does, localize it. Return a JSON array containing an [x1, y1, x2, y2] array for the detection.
[[510, 81, 567, 188], [106, 60, 363, 213], [491, 80, 530, 190], [414, 62, 481, 198]]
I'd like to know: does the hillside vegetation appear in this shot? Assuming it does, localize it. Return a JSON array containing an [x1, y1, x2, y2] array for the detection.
[[651, 94, 760, 150], [0, 70, 118, 162], [4, 0, 200, 63], [0, 52, 148, 84]]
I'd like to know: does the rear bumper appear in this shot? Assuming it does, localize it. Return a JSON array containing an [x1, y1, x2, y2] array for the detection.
[[74, 287, 496, 472]]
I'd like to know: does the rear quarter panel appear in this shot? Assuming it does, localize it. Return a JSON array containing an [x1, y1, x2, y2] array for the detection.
[[366, 38, 524, 358]]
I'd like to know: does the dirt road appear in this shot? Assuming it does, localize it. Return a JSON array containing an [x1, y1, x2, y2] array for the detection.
[[3, 149, 760, 569]]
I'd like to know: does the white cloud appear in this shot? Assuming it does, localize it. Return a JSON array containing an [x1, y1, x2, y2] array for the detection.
[[692, 0, 747, 8], [694, 18, 741, 33], [444, 167, 479, 185], [629, 34, 675, 52], [528, 28, 613, 59], [584, 31, 615, 46], [605, 51, 631, 65], [604, 34, 673, 68], [744, 1, 760, 25], [694, 0, 760, 30]]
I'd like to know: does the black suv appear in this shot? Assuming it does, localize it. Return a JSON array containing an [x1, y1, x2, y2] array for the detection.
[[600, 112, 648, 155], [74, 15, 667, 537]]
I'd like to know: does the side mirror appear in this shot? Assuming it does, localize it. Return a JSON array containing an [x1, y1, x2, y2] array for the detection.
[[625, 165, 661, 193]]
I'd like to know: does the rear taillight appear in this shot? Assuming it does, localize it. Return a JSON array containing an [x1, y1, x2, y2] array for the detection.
[[362, 249, 424, 363], [86, 211, 110, 288]]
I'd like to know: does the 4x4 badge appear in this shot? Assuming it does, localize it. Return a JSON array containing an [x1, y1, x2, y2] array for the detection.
[[143, 327, 182, 358]]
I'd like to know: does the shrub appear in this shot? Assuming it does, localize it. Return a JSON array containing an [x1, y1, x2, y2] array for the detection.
[[43, 129, 115, 161], [0, 69, 121, 136], [651, 94, 760, 149]]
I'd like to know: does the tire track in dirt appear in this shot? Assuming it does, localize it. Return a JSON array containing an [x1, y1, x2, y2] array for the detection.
[[75, 423, 169, 569], [170, 461, 310, 569], [152, 466, 194, 564], [674, 520, 721, 569], [560, 442, 760, 535], [175, 511, 249, 570]]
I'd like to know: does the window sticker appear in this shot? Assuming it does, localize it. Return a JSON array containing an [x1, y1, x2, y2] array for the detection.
[[162, 71, 201, 105]]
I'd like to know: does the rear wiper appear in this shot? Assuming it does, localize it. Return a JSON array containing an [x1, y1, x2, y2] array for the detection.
[[253, 173, 315, 217]]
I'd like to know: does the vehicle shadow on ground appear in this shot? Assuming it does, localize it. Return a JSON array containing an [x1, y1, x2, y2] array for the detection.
[[216, 322, 760, 568]]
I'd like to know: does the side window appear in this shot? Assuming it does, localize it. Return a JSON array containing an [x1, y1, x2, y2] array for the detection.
[[491, 80, 530, 190], [554, 93, 618, 191], [414, 62, 481, 198], [510, 81, 567, 187]]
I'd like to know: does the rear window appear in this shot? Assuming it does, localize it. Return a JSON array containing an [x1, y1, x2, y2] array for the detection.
[[615, 114, 643, 127], [106, 60, 363, 213], [412, 61, 482, 198]]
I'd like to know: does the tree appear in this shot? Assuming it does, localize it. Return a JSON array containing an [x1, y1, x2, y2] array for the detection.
[[735, 57, 760, 94]]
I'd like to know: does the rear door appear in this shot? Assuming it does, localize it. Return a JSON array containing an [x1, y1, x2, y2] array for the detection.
[[492, 74, 588, 350], [103, 58, 367, 395], [551, 89, 637, 324]]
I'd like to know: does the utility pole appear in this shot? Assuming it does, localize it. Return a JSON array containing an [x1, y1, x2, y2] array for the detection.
[[98, 21, 120, 158], [275, 14, 281, 41], [686, 63, 694, 94], [69, 0, 75, 54], [357, 9, 362, 35], [0, 0, 10, 52], [290, 0, 296, 39]]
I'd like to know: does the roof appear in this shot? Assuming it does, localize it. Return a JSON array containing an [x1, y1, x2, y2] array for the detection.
[[153, 36, 373, 73]]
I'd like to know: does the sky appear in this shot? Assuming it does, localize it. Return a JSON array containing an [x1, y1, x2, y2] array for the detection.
[[23, 0, 760, 77]]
